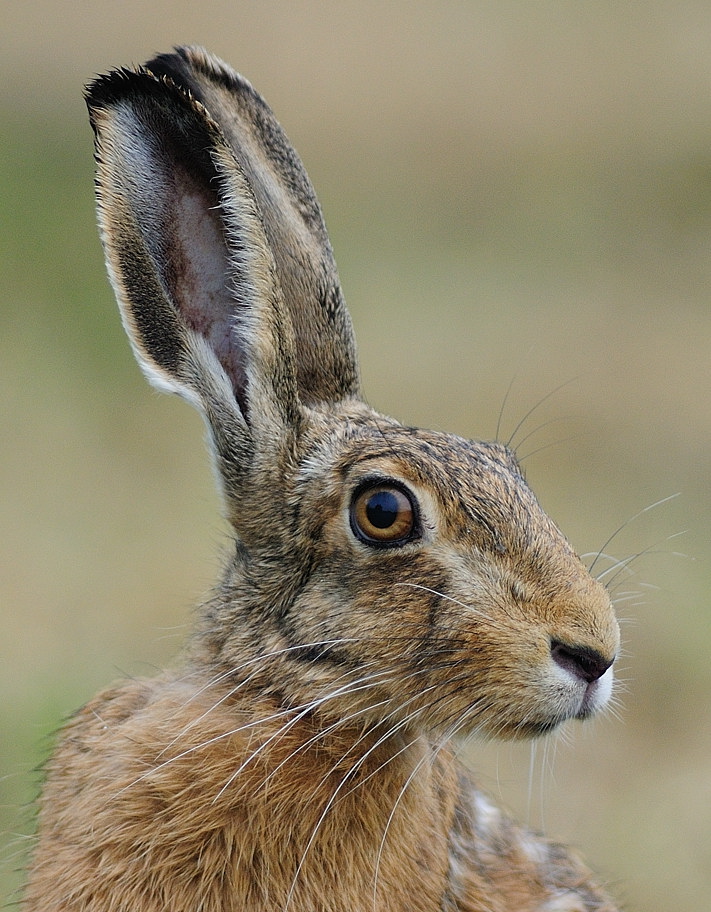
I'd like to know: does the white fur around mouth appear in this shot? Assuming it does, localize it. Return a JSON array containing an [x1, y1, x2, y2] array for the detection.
[[580, 664, 614, 716], [547, 660, 615, 722]]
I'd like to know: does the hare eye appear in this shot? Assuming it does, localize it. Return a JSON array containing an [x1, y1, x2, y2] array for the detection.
[[350, 483, 417, 547]]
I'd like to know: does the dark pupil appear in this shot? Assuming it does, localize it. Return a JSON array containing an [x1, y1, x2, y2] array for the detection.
[[366, 491, 399, 529]]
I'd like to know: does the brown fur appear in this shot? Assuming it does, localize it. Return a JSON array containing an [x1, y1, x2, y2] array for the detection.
[[23, 47, 621, 911]]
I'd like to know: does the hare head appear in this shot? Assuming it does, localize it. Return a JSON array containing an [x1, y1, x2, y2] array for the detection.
[[87, 46, 619, 746]]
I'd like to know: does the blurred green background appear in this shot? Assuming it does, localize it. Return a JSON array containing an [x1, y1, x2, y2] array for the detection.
[[2, 2, 710, 909]]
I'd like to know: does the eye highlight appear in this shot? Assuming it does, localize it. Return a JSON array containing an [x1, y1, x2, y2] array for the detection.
[[349, 482, 418, 547]]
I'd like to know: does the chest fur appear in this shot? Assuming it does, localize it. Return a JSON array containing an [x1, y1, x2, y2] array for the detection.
[[28, 675, 458, 912]]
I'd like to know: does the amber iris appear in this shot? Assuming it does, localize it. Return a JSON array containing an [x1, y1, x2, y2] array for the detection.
[[350, 484, 415, 545]]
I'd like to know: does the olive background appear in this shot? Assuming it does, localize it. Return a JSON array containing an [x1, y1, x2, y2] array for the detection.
[[2, 3, 710, 909]]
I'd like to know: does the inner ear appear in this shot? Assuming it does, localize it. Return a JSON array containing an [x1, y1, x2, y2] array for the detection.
[[121, 111, 251, 414], [161, 165, 249, 406]]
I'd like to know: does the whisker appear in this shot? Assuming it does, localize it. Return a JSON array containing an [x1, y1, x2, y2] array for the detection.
[[243, 668, 396, 794], [611, 588, 642, 599], [263, 665, 445, 800], [372, 740, 434, 910], [496, 369, 520, 443], [516, 434, 580, 465], [213, 667, 401, 803], [336, 718, 424, 803], [505, 376, 580, 451], [369, 707, 476, 910], [599, 530, 687, 590], [157, 637, 365, 757], [394, 582, 504, 629], [511, 414, 578, 452], [116, 661, 392, 800], [588, 493, 680, 575], [285, 695, 437, 910], [494, 345, 540, 443], [527, 739, 538, 826]]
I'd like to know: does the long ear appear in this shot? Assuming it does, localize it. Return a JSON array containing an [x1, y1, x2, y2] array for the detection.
[[144, 46, 361, 406], [85, 66, 304, 514]]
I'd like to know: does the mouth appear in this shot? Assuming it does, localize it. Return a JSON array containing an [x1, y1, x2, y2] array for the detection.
[[501, 664, 615, 739], [576, 667, 614, 719]]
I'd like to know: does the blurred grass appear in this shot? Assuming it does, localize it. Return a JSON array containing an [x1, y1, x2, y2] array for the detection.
[[2, 4, 711, 910]]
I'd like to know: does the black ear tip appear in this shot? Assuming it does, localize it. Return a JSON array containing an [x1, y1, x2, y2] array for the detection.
[[83, 63, 213, 141], [143, 49, 194, 86], [146, 46, 256, 106], [84, 66, 156, 114]]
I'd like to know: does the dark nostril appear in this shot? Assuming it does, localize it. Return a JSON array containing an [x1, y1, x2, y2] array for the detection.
[[550, 639, 614, 684]]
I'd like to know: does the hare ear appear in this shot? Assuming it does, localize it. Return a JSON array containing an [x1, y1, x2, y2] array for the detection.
[[144, 46, 361, 406], [85, 67, 302, 504]]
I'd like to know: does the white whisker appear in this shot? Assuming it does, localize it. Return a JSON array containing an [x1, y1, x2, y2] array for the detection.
[[394, 582, 504, 628], [157, 637, 363, 757], [588, 493, 680, 575]]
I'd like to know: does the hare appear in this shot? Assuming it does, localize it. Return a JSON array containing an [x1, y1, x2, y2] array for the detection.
[[23, 46, 621, 912]]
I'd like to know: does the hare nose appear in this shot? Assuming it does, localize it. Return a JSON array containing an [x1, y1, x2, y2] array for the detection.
[[550, 640, 614, 684]]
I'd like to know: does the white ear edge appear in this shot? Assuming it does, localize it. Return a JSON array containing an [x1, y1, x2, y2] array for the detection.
[[109, 266, 247, 432]]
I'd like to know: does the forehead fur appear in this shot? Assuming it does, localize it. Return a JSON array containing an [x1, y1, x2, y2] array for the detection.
[[297, 405, 563, 560]]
